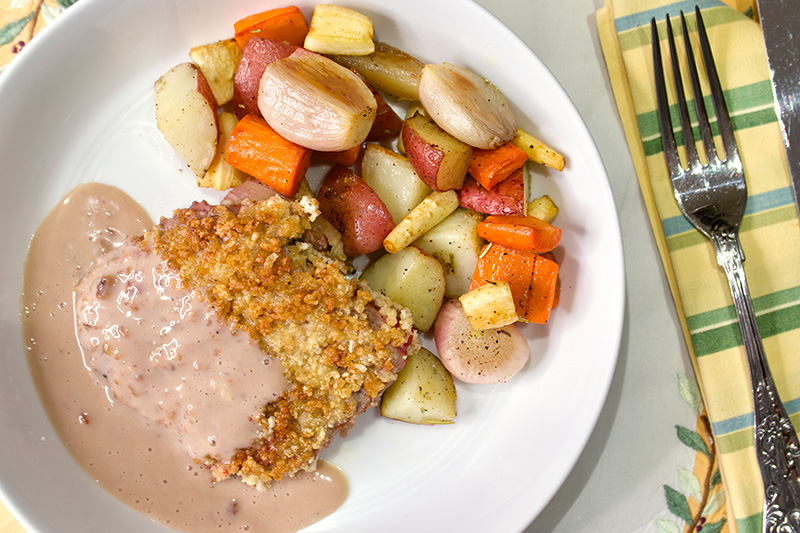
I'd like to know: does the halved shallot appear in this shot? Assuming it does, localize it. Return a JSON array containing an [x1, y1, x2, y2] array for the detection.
[[418, 62, 517, 150], [258, 50, 377, 152], [434, 299, 529, 384]]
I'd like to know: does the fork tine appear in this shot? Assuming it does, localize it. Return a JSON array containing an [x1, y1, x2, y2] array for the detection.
[[680, 10, 718, 164], [694, 5, 740, 162], [650, 18, 683, 177], [665, 14, 701, 170]]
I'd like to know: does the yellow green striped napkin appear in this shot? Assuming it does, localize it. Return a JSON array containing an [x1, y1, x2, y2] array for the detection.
[[597, 0, 800, 530]]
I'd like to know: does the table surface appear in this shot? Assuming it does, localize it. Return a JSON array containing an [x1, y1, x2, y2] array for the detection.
[[0, 0, 699, 532], [472, 1, 700, 531]]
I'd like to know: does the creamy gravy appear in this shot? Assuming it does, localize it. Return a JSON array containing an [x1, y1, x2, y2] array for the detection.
[[22, 183, 347, 532]]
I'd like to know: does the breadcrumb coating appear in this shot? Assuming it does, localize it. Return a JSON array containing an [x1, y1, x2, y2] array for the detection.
[[150, 196, 418, 488]]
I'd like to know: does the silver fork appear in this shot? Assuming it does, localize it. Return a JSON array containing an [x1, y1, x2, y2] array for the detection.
[[651, 7, 800, 531]]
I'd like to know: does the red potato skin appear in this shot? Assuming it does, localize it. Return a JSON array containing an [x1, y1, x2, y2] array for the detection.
[[401, 113, 470, 191], [458, 167, 525, 216], [233, 38, 298, 118], [402, 123, 442, 189], [195, 64, 220, 131], [317, 165, 395, 257]]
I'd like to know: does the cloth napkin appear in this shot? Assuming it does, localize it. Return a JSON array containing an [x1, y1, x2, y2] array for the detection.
[[597, 0, 800, 531]]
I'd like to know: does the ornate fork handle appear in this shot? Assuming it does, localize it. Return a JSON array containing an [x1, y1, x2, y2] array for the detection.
[[712, 228, 800, 532]]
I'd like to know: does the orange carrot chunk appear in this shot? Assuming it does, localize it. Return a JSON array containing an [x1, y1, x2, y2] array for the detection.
[[234, 6, 309, 49], [477, 214, 562, 253], [467, 142, 528, 190], [470, 243, 536, 318], [312, 143, 363, 167], [225, 114, 311, 197], [527, 253, 559, 324], [470, 243, 559, 324]]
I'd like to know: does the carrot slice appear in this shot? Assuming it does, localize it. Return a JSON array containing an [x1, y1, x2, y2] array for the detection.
[[312, 143, 363, 166], [477, 214, 562, 253], [527, 253, 559, 324], [225, 114, 311, 197], [233, 6, 309, 49], [470, 243, 559, 324], [467, 142, 528, 190], [470, 244, 536, 318]]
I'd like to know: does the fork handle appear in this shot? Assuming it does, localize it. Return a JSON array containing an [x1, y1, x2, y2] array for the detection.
[[713, 231, 800, 532]]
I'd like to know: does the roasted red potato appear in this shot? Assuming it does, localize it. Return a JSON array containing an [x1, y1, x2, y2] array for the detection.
[[317, 165, 395, 256], [232, 38, 298, 118], [401, 111, 471, 191], [458, 167, 525, 216]]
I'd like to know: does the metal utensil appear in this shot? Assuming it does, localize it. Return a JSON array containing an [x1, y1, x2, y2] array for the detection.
[[650, 7, 800, 531], [757, 0, 800, 221]]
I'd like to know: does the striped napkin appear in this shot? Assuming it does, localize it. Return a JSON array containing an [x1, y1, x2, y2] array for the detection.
[[597, 0, 800, 530]]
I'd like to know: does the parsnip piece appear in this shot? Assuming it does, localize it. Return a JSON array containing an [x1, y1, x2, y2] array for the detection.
[[258, 50, 377, 152], [418, 62, 517, 150], [459, 281, 518, 330], [512, 129, 565, 171], [381, 348, 456, 425], [304, 4, 375, 55], [360, 144, 432, 224], [189, 38, 242, 106], [361, 246, 445, 332], [383, 190, 459, 254], [413, 208, 484, 298], [198, 112, 248, 190], [329, 41, 424, 101], [527, 195, 559, 223]]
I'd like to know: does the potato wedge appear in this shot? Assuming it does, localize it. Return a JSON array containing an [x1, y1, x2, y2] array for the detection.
[[412, 207, 484, 298], [317, 165, 395, 257], [402, 111, 471, 191], [360, 144, 432, 224], [396, 103, 427, 155], [383, 190, 459, 254], [189, 38, 242, 106], [360, 246, 445, 331], [154, 62, 219, 178], [381, 348, 456, 425]]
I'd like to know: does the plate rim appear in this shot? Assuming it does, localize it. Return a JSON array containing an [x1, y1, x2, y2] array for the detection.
[[0, 0, 626, 531]]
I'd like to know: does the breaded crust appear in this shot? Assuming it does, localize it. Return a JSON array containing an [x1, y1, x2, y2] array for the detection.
[[150, 196, 419, 489]]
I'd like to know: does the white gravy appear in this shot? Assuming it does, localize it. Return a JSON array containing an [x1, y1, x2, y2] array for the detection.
[[22, 183, 347, 532]]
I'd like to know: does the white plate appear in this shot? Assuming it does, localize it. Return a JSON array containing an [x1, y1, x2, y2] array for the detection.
[[0, 0, 624, 531]]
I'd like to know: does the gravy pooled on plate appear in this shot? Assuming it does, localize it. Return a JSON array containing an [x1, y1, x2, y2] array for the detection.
[[21, 183, 404, 532]]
